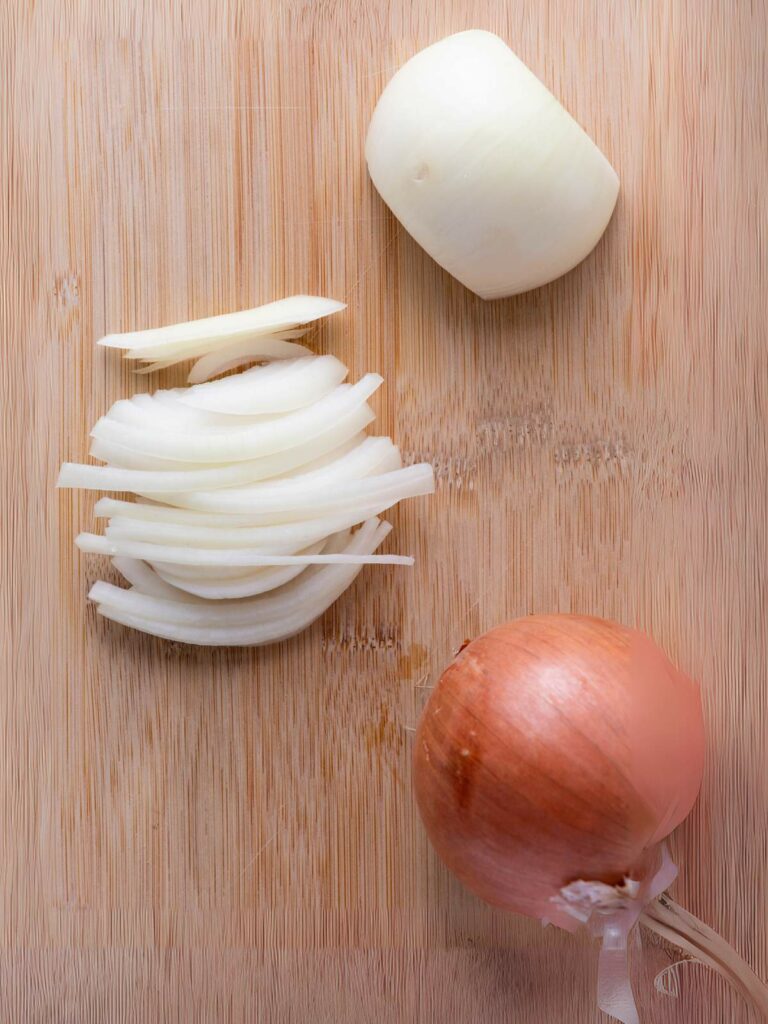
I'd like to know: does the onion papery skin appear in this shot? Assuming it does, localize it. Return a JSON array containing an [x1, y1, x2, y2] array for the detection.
[[413, 615, 705, 932]]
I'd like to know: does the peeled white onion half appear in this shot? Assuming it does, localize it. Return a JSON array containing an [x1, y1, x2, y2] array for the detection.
[[365, 30, 619, 299]]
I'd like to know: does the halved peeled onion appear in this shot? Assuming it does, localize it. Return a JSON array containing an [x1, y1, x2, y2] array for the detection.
[[365, 31, 619, 299], [59, 318, 434, 646]]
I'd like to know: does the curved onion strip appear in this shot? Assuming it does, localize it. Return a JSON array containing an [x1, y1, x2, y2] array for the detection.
[[89, 425, 367, 475], [99, 403, 373, 479], [125, 329, 304, 364], [149, 569, 301, 598], [150, 539, 328, 594], [58, 432, 392, 495], [151, 569, 311, 598], [75, 529, 414, 566], [150, 563, 310, 598], [180, 356, 348, 415], [187, 337, 313, 383], [92, 562, 356, 626], [149, 531, 354, 599], [106, 397, 213, 429], [91, 375, 383, 463], [93, 496, 386, 529], [152, 529, 353, 586], [149, 561, 271, 581], [107, 525, 313, 557], [103, 505, 389, 551], [134, 334, 312, 379], [147, 462, 434, 514], [99, 296, 345, 355], [111, 557, 202, 603], [150, 562, 282, 582], [90, 522, 389, 644], [89, 437, 222, 471], [108, 394, 269, 430], [98, 404, 373, 479]]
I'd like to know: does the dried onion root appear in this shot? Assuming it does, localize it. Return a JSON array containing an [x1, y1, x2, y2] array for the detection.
[[60, 303, 434, 645]]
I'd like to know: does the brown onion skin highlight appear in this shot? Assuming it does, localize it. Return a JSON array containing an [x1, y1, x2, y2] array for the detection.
[[413, 615, 705, 931]]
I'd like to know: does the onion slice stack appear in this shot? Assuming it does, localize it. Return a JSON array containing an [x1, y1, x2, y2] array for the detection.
[[59, 335, 434, 645]]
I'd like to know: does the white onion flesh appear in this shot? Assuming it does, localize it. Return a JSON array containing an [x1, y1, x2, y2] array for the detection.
[[90, 522, 393, 645], [106, 525, 321, 557], [153, 561, 314, 598], [104, 507, 386, 552], [91, 375, 383, 463], [93, 496, 386, 529], [59, 433, 392, 494], [111, 557, 201, 602], [186, 336, 313, 383], [148, 530, 353, 599], [63, 316, 434, 645], [149, 560, 288, 582], [365, 30, 619, 299], [89, 438, 222, 471], [151, 540, 329, 597], [133, 331, 313, 380], [133, 358, 179, 375], [127, 331, 305, 365], [75, 531, 414, 567], [181, 355, 348, 414], [99, 295, 345, 355], [147, 463, 434, 515]]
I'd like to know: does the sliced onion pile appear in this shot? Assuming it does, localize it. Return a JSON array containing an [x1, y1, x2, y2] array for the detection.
[[59, 298, 434, 646]]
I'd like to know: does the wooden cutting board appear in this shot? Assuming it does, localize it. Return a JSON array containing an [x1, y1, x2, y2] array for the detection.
[[3, 2, 766, 1021]]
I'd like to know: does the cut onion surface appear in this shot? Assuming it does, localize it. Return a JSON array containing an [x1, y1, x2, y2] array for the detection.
[[61, 327, 433, 645]]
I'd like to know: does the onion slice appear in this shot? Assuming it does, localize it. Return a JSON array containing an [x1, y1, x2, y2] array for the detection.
[[111, 556, 201, 603], [93, 496, 386, 529], [180, 355, 349, 415], [89, 521, 393, 644], [150, 541, 328, 597], [102, 506, 393, 551], [75, 530, 414, 566], [58, 433, 392, 494], [147, 462, 435, 515], [186, 336, 313, 383], [99, 295, 345, 356], [90, 375, 384, 462]]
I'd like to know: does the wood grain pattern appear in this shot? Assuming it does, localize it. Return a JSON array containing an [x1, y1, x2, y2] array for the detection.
[[2, 1, 766, 1021]]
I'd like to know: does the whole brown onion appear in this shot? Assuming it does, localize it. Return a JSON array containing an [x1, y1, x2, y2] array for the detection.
[[414, 615, 705, 928], [413, 616, 768, 1021]]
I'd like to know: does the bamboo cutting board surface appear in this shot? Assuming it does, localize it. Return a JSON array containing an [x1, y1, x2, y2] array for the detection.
[[2, 2, 766, 1021]]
